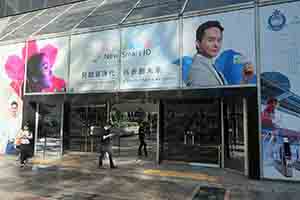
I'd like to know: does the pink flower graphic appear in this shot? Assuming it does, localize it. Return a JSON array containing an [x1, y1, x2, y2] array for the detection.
[[4, 40, 58, 95]]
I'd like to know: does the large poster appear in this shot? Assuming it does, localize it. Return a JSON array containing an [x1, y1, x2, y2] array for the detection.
[[182, 9, 256, 88], [260, 1, 300, 180], [69, 30, 119, 92], [25, 37, 68, 93], [120, 21, 179, 90], [0, 43, 24, 154]]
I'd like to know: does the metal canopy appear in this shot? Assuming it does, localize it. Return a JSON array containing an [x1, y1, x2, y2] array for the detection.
[[0, 10, 42, 40], [0, 0, 257, 42], [124, 0, 185, 23], [0, 0, 87, 17], [136, 0, 185, 7], [75, 0, 138, 29], [36, 0, 104, 35], [183, 0, 253, 14], [1, 5, 72, 41], [76, 9, 130, 29]]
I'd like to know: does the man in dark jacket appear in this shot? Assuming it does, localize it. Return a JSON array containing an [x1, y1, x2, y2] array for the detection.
[[138, 121, 148, 157], [97, 124, 117, 169]]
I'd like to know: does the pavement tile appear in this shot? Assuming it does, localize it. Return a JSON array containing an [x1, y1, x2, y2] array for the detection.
[[1, 155, 300, 199]]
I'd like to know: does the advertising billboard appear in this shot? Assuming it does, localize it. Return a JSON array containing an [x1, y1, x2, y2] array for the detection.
[[25, 37, 69, 94], [182, 9, 256, 88], [69, 30, 119, 92], [120, 20, 179, 90], [0, 43, 24, 154], [260, 1, 300, 180]]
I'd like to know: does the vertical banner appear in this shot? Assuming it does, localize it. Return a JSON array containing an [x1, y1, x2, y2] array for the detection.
[[69, 30, 119, 92], [0, 43, 24, 154], [260, 1, 300, 180], [120, 21, 179, 90], [25, 37, 68, 94], [182, 9, 256, 88]]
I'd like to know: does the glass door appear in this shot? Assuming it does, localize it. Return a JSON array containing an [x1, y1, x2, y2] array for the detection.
[[163, 100, 221, 166], [223, 97, 246, 173], [35, 103, 63, 160], [68, 105, 106, 152], [109, 103, 158, 162]]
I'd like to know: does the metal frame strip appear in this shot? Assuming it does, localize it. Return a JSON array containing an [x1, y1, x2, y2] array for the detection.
[[221, 98, 225, 168], [156, 101, 160, 164], [34, 103, 39, 157], [60, 103, 64, 157], [243, 97, 249, 176], [180, 0, 190, 15], [255, 0, 263, 178]]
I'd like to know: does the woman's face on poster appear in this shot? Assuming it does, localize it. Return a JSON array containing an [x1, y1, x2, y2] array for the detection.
[[39, 54, 52, 77]]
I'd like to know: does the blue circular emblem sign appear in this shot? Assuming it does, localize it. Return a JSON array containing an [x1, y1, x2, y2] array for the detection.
[[268, 9, 286, 31]]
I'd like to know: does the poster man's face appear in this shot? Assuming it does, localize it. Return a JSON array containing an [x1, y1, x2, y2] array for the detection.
[[196, 27, 223, 58]]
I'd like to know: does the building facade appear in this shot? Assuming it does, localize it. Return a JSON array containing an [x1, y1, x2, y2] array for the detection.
[[0, 0, 299, 181]]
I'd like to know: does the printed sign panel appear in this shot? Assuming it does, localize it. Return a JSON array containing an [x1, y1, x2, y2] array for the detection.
[[25, 37, 68, 93], [0, 43, 24, 154], [260, 1, 300, 180], [69, 30, 119, 92], [120, 21, 179, 90], [182, 9, 256, 88]]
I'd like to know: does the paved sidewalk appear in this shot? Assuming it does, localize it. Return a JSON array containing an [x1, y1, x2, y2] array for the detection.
[[0, 154, 300, 199]]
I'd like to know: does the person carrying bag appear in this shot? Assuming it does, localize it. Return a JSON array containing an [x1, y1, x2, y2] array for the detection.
[[19, 124, 33, 168]]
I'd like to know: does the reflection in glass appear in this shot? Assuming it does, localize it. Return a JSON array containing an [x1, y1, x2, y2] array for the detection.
[[224, 98, 245, 172], [163, 100, 221, 164], [67, 106, 107, 152]]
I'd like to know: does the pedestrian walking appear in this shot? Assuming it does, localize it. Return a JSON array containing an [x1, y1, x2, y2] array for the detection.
[[19, 124, 32, 168], [138, 121, 148, 157], [98, 123, 117, 169]]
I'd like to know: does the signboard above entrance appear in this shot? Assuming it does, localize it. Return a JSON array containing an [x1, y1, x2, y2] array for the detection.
[[69, 29, 120, 92], [120, 20, 180, 90]]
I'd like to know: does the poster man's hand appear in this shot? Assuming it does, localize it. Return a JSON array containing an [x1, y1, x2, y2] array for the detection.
[[242, 62, 254, 83]]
